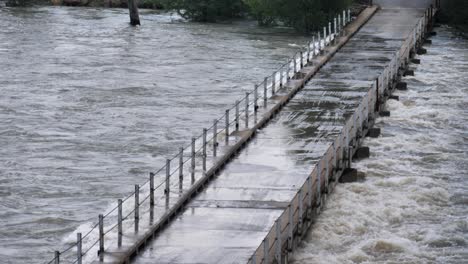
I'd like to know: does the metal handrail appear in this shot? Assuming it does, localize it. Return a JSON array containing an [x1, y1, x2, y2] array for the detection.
[[44, 8, 381, 263]]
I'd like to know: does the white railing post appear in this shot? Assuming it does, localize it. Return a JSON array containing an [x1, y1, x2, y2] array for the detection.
[[191, 137, 196, 182], [213, 120, 217, 157], [134, 184, 139, 232], [77, 233, 82, 264], [225, 110, 230, 144], [98, 214, 104, 255], [165, 159, 170, 205], [202, 128, 207, 171], [118, 198, 123, 247]]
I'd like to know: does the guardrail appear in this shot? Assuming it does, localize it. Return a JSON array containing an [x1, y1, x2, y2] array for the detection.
[[247, 4, 437, 263], [46, 8, 354, 264]]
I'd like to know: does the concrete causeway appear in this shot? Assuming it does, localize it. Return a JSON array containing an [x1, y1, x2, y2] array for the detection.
[[88, 2, 437, 264]]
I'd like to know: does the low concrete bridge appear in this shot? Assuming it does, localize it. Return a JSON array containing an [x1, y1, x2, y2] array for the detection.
[[48, 1, 439, 264]]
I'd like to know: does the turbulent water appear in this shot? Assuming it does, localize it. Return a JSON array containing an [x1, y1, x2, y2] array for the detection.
[[292, 26, 468, 264], [0, 6, 310, 263]]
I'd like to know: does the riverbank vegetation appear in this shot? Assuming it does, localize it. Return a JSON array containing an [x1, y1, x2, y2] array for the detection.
[[439, 0, 468, 32], [5, 0, 355, 33]]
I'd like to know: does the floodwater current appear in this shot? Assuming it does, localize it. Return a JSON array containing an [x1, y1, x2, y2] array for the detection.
[[293, 26, 468, 263], [0, 6, 309, 263], [0, 6, 467, 264]]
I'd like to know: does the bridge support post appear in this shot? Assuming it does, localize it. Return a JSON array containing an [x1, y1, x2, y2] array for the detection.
[[77, 233, 82, 264], [118, 199, 123, 247]]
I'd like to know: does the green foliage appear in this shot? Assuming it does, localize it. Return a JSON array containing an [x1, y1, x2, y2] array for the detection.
[[242, 0, 352, 33], [441, 0, 468, 30], [166, 0, 246, 22]]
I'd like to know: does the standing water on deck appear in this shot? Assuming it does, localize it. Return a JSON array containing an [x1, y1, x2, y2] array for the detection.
[[292, 26, 468, 264], [0, 6, 309, 263]]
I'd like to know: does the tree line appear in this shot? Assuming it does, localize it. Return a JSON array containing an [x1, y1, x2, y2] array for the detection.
[[164, 0, 352, 33]]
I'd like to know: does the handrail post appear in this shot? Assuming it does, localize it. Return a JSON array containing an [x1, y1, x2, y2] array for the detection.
[[288, 204, 293, 250], [179, 147, 184, 183], [254, 84, 259, 111], [317, 31, 321, 54], [334, 17, 337, 43], [299, 50, 304, 69], [279, 68, 283, 87], [271, 73, 276, 95], [263, 237, 269, 263], [150, 173, 155, 206], [165, 159, 170, 206], [308, 176, 312, 209], [299, 189, 304, 231], [245, 93, 249, 128], [348, 9, 351, 23], [118, 199, 123, 247], [323, 26, 327, 47], [312, 36, 316, 57], [225, 110, 230, 144], [343, 10, 346, 28], [338, 15, 342, 35], [202, 128, 207, 171], [275, 219, 282, 262], [293, 54, 297, 74], [213, 120, 218, 157], [328, 22, 332, 43], [307, 42, 311, 62], [316, 162, 321, 206], [191, 137, 196, 183], [77, 233, 82, 264], [286, 59, 291, 80], [135, 184, 139, 232], [54, 251, 60, 264], [264, 77, 268, 105], [98, 214, 104, 255], [235, 100, 240, 131]]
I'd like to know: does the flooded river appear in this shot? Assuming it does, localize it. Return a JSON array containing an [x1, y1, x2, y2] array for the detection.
[[1, 5, 467, 264], [0, 6, 309, 263], [293, 26, 468, 263]]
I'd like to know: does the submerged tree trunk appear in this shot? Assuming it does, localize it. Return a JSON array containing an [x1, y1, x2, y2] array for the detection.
[[128, 0, 140, 26]]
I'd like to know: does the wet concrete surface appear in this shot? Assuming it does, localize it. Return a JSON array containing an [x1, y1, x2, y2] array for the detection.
[[132, 8, 428, 264]]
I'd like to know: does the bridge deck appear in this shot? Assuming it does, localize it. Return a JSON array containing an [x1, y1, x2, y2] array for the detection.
[[127, 7, 427, 264]]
